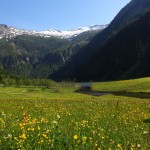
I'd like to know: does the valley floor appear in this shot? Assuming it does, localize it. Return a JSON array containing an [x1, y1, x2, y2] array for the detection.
[[0, 78, 150, 149]]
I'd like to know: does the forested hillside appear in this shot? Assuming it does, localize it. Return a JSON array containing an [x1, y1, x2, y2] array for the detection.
[[0, 29, 100, 78], [52, 11, 150, 81], [50, 0, 150, 81]]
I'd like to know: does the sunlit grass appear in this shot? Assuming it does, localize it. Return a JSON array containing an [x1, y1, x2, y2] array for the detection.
[[93, 77, 150, 92], [0, 78, 150, 149]]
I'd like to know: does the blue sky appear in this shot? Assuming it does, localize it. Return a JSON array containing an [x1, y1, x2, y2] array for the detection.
[[1, 0, 131, 31]]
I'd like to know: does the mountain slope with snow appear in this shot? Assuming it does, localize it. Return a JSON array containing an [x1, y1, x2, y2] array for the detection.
[[0, 23, 106, 78], [0, 24, 108, 39]]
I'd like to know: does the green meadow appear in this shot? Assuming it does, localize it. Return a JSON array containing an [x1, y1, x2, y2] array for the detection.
[[0, 78, 150, 149]]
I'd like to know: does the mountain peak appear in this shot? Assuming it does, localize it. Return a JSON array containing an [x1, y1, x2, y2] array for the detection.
[[0, 24, 8, 28], [0, 24, 108, 39]]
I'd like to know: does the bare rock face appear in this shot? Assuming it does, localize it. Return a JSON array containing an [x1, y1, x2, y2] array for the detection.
[[0, 24, 11, 38]]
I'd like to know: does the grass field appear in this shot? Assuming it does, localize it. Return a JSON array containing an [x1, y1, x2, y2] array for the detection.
[[93, 77, 150, 92], [0, 78, 150, 149]]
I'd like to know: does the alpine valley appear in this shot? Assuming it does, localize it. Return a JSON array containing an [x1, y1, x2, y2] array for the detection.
[[0, 24, 107, 78], [1, 1, 150, 149], [1, 0, 150, 82]]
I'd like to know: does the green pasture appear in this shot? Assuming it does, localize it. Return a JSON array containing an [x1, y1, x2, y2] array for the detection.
[[0, 78, 149, 149]]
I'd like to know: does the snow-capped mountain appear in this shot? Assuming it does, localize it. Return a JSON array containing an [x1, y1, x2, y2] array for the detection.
[[0, 24, 108, 39]]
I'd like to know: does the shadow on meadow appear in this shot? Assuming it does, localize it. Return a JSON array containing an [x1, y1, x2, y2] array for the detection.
[[75, 89, 150, 99], [143, 118, 150, 123]]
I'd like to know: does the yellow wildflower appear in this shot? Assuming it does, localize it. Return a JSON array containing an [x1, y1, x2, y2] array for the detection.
[[27, 128, 31, 131], [117, 144, 123, 150], [38, 139, 44, 144], [38, 126, 41, 130], [19, 123, 25, 127], [43, 134, 48, 139], [74, 135, 78, 140], [46, 129, 51, 133], [31, 127, 35, 131], [20, 133, 26, 139]]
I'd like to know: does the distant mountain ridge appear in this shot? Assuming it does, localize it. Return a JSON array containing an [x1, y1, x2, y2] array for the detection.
[[0, 24, 105, 78], [0, 24, 108, 39]]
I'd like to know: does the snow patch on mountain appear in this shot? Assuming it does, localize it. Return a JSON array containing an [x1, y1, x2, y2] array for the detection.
[[0, 24, 108, 39]]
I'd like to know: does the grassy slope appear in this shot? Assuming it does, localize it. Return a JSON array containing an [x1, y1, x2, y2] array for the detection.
[[0, 78, 149, 149], [93, 77, 150, 92]]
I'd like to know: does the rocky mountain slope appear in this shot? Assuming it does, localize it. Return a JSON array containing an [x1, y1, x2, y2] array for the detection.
[[50, 0, 150, 81]]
